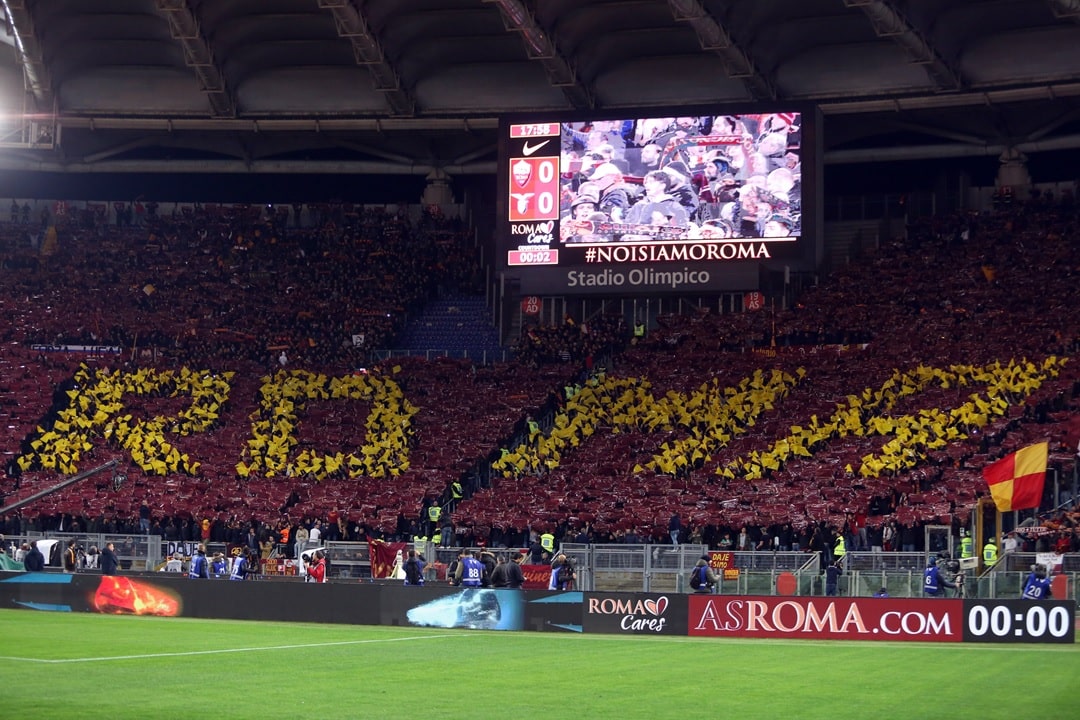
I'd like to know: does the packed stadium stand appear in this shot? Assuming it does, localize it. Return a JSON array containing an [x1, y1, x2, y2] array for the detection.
[[1, 0, 1080, 559], [1, 196, 1079, 556]]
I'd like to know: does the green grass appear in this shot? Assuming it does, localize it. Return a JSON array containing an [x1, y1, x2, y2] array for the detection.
[[0, 609, 1077, 719]]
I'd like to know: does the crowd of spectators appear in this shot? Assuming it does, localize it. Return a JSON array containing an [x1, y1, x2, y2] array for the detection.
[[1, 200, 481, 369], [512, 312, 627, 368], [1, 194, 1079, 556], [0, 199, 573, 538], [463, 199, 1080, 551]]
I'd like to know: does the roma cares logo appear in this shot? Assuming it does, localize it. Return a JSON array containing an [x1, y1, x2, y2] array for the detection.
[[643, 597, 668, 617], [587, 595, 670, 632]]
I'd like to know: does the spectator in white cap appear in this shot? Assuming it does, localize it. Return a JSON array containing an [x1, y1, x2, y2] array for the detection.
[[587, 163, 630, 222]]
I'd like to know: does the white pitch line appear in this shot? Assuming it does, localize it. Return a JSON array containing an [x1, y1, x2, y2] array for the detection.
[[463, 630, 1079, 653], [0, 632, 466, 664]]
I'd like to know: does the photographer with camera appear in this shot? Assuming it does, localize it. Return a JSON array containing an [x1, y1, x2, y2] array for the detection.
[[403, 549, 424, 586], [922, 555, 956, 598], [824, 559, 843, 597], [689, 554, 718, 594], [83, 546, 100, 571], [229, 548, 255, 581], [548, 553, 576, 591], [101, 542, 119, 576], [23, 541, 45, 572], [188, 544, 209, 579], [210, 552, 228, 578], [63, 540, 78, 573], [163, 551, 184, 573], [951, 566, 965, 598], [303, 549, 326, 583], [1021, 564, 1052, 600], [936, 552, 965, 598], [455, 549, 484, 588]]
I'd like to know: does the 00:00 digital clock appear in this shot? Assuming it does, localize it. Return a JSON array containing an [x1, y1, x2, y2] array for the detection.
[[963, 600, 1074, 643]]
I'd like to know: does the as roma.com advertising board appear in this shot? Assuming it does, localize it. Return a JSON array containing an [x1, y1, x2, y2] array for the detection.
[[687, 596, 1075, 644]]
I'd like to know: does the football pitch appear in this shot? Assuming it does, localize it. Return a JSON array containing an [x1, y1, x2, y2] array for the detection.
[[0, 609, 1077, 719]]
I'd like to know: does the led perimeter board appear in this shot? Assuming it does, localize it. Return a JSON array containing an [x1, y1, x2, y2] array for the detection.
[[496, 106, 822, 296]]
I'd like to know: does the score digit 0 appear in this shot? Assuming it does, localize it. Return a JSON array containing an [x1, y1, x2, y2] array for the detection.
[[536, 160, 555, 217], [509, 158, 559, 222]]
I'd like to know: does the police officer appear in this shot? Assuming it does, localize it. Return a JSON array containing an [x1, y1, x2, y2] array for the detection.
[[539, 530, 555, 558], [427, 502, 442, 537], [412, 533, 429, 558], [447, 479, 464, 514], [983, 538, 998, 568], [1021, 564, 1052, 600], [959, 529, 973, 559], [832, 531, 846, 566]]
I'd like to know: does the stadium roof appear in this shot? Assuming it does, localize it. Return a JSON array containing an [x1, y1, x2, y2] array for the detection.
[[1, 0, 1079, 177]]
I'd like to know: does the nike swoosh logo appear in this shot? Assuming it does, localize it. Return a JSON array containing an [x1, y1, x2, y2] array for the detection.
[[522, 139, 550, 156]]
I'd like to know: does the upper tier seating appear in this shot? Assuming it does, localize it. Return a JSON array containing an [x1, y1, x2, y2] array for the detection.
[[2, 201, 1078, 544]]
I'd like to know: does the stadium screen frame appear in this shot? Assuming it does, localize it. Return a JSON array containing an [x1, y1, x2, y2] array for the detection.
[[495, 105, 822, 296]]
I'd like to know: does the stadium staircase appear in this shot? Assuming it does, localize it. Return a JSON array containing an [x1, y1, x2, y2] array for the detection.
[[394, 294, 505, 363], [823, 219, 897, 273]]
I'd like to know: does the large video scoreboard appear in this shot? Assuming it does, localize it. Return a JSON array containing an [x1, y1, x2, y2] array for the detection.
[[496, 106, 821, 295]]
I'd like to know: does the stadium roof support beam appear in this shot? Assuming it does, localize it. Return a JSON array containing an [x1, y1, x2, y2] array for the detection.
[[825, 132, 1080, 164], [1025, 106, 1080, 142], [316, 0, 415, 117], [154, 0, 235, 118], [1, 0, 52, 111], [80, 136, 158, 164], [892, 120, 987, 146], [1047, 0, 1080, 21], [666, 0, 776, 101], [483, 0, 595, 110], [842, 0, 965, 92], [0, 156, 498, 175]]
